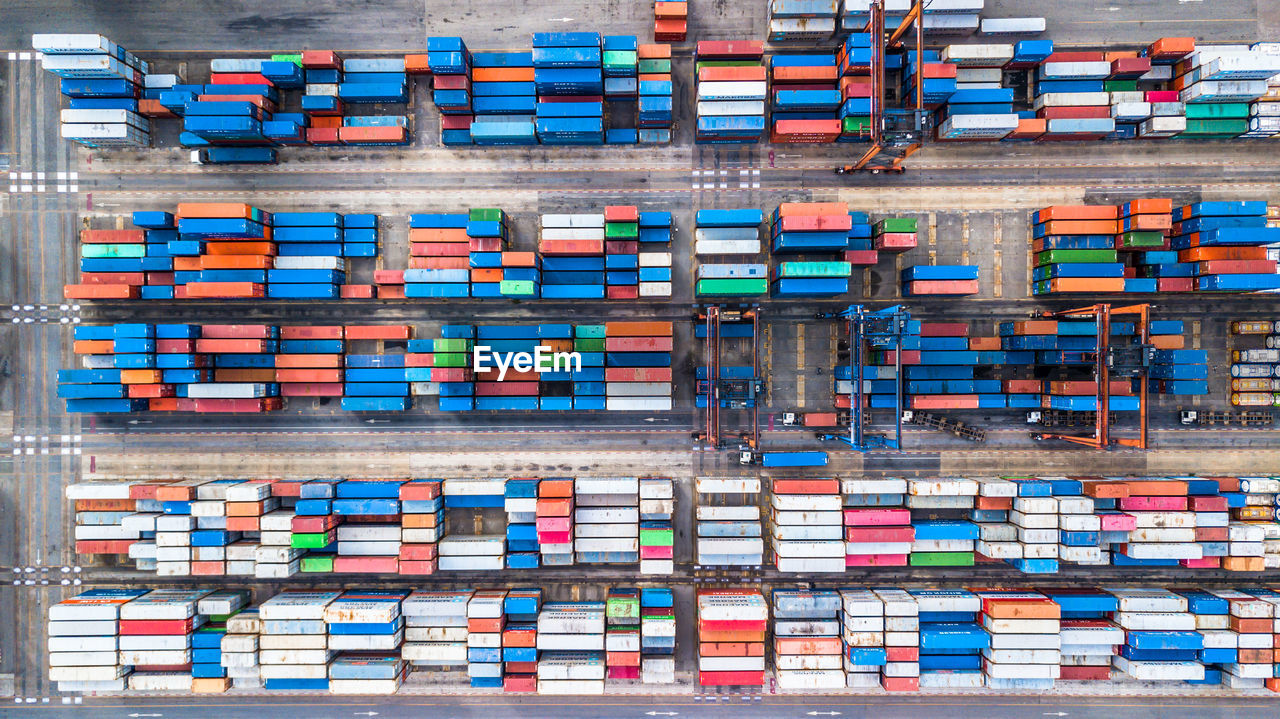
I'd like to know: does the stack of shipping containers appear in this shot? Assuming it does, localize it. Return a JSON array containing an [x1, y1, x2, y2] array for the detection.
[[34, 33, 151, 147], [697, 589, 767, 688], [695, 209, 767, 297], [695, 41, 767, 143], [770, 202, 855, 297], [695, 477, 763, 567]]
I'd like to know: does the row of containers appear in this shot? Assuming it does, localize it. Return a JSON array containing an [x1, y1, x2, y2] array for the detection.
[[67, 477, 674, 577], [32, 32, 675, 154], [690, 475, 1280, 572], [63, 203, 674, 301], [693, 202, 918, 298], [767, 0, 1020, 41], [1031, 200, 1280, 296], [49, 586, 676, 694], [376, 206, 672, 299], [690, 29, 1280, 144], [47, 582, 1280, 696], [425, 33, 674, 145], [58, 322, 674, 413], [831, 316, 1207, 413], [67, 474, 1280, 580], [1229, 320, 1280, 406]]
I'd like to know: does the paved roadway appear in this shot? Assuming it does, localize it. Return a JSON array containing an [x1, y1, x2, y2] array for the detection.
[[1, 0, 1273, 49], [4, 0, 1280, 708], [4, 693, 1279, 718]]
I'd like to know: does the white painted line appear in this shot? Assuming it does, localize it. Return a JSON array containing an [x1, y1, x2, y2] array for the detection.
[[56, 171, 67, 180], [752, 181, 760, 188], [35, 172, 44, 180], [6, 53, 15, 60], [60, 448, 70, 455], [719, 181, 727, 188], [753, 169, 760, 175], [70, 171, 79, 180], [20, 184, 32, 192], [25, 448, 34, 455], [7, 172, 15, 180], [19, 172, 31, 180], [18, 52, 31, 61], [36, 185, 45, 192], [74, 448, 82, 455], [56, 185, 67, 193], [7, 185, 15, 193], [719, 169, 727, 176], [70, 185, 78, 192], [691, 170, 701, 176]]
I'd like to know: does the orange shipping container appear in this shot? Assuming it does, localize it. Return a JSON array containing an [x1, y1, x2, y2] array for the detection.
[[654, 1, 688, 17], [638, 44, 672, 60], [1037, 205, 1119, 221], [339, 126, 407, 144], [1124, 480, 1187, 496], [472, 67, 536, 83], [982, 599, 1061, 619], [195, 338, 268, 353], [215, 369, 277, 383], [65, 284, 139, 300], [696, 629, 765, 643], [1124, 198, 1172, 215], [1007, 118, 1047, 138], [185, 282, 265, 298], [501, 251, 537, 267], [204, 241, 276, 256], [119, 369, 162, 384], [1048, 277, 1126, 293], [175, 202, 255, 220], [605, 321, 673, 337], [698, 66, 767, 82], [471, 268, 504, 283], [75, 498, 136, 512], [274, 354, 344, 369], [1179, 246, 1267, 262], [409, 227, 469, 243], [969, 337, 1002, 350], [777, 202, 848, 217], [1125, 214, 1172, 231], [774, 637, 842, 655], [404, 54, 431, 74], [539, 479, 574, 497], [402, 513, 440, 528], [637, 73, 671, 82], [73, 339, 114, 354], [1150, 334, 1184, 350], [345, 325, 411, 341]]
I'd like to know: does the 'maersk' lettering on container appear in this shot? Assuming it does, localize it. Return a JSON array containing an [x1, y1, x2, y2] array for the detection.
[[472, 345, 581, 381]]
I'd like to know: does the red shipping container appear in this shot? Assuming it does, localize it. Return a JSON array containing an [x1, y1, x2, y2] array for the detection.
[[81, 229, 144, 244], [604, 205, 639, 222], [772, 65, 838, 83], [1037, 106, 1112, 120], [127, 384, 175, 399], [432, 74, 469, 90], [64, 284, 139, 300], [605, 240, 639, 254], [503, 675, 536, 692], [918, 322, 968, 337], [185, 282, 265, 299], [1198, 260, 1278, 274], [653, 19, 687, 41], [440, 114, 473, 130], [1003, 379, 1041, 393], [874, 232, 917, 251], [696, 41, 763, 59], [777, 214, 853, 232], [698, 671, 764, 686], [75, 540, 135, 554], [301, 50, 340, 69], [1045, 51, 1105, 63], [475, 382, 539, 396], [340, 284, 374, 299], [605, 336, 673, 352], [373, 270, 405, 285], [911, 395, 979, 410], [412, 242, 471, 257], [604, 368, 672, 382], [1145, 90, 1180, 102], [80, 272, 145, 285], [540, 239, 604, 255], [340, 126, 408, 144], [203, 324, 274, 339], [1111, 57, 1151, 77], [846, 527, 914, 543], [119, 619, 194, 635], [843, 250, 879, 265], [333, 556, 398, 573], [307, 127, 341, 144], [470, 237, 503, 253]]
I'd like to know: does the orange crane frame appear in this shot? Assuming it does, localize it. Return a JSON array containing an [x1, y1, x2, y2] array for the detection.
[[1035, 303, 1151, 450], [846, 0, 925, 172]]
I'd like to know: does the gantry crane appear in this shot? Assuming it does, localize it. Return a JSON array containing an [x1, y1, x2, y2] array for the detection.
[[817, 304, 911, 452], [1031, 303, 1153, 450], [696, 304, 763, 450], [836, 0, 928, 174]]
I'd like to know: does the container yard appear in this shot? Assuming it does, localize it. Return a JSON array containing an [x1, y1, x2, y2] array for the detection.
[[7, 1, 1280, 717]]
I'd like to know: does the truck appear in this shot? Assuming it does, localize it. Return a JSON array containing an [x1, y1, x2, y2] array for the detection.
[[1231, 320, 1277, 335], [191, 147, 278, 165], [749, 451, 828, 467], [779, 411, 844, 427], [1180, 409, 1273, 426]]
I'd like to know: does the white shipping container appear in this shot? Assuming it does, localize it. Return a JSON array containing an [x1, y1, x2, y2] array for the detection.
[[696, 81, 768, 101], [694, 239, 761, 255], [541, 213, 605, 229], [979, 17, 1045, 35], [540, 227, 605, 241], [697, 100, 767, 117], [941, 44, 1014, 66], [1034, 92, 1111, 109]]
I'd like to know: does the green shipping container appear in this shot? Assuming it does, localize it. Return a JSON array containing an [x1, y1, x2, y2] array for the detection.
[[908, 551, 975, 567], [1180, 119, 1247, 135], [575, 324, 606, 338], [1185, 103, 1249, 119], [638, 59, 671, 74], [602, 50, 638, 68], [433, 338, 473, 353], [1036, 249, 1118, 266], [300, 555, 334, 572], [1103, 79, 1137, 92], [842, 116, 871, 134], [291, 531, 334, 549], [1117, 231, 1165, 249], [639, 528, 673, 546], [697, 278, 769, 296], [83, 244, 146, 258], [272, 53, 303, 66], [469, 207, 505, 222], [695, 60, 761, 71], [605, 222, 639, 238], [432, 352, 470, 368], [500, 280, 537, 296], [875, 217, 917, 234], [574, 337, 606, 352], [778, 261, 853, 278], [606, 597, 640, 619]]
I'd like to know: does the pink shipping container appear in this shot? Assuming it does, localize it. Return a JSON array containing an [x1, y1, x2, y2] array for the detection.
[[280, 326, 344, 340], [910, 395, 979, 410], [605, 336, 674, 352], [201, 324, 275, 339], [874, 233, 917, 251]]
